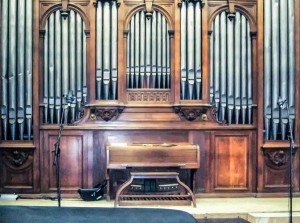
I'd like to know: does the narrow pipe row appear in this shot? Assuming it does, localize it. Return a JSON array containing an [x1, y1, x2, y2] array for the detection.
[[126, 11, 171, 89], [180, 1, 202, 100], [96, 1, 118, 99], [44, 10, 87, 124], [1, 0, 33, 140], [264, 0, 295, 140], [210, 12, 252, 125]]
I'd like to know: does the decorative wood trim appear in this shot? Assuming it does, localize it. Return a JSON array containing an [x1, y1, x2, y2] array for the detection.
[[89, 106, 125, 122], [173, 104, 225, 124], [127, 90, 171, 102], [1, 149, 34, 170], [263, 149, 289, 169]]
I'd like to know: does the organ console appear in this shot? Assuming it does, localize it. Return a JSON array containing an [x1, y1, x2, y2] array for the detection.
[[106, 143, 199, 207]]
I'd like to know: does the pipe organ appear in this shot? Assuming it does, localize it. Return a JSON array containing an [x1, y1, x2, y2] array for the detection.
[[1, 0, 33, 140], [0, 0, 299, 198], [264, 0, 295, 141], [43, 9, 87, 124]]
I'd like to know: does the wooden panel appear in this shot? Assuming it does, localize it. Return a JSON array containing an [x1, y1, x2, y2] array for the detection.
[[107, 144, 199, 169], [41, 130, 93, 194], [0, 149, 34, 192], [212, 132, 253, 192]]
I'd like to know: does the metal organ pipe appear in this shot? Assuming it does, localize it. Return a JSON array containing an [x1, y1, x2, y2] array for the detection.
[[17, 0, 25, 140], [96, 1, 103, 98], [195, 2, 202, 100], [263, 0, 295, 140], [234, 13, 241, 124], [1, 0, 9, 140], [180, 3, 187, 99], [55, 12, 62, 123], [76, 13, 83, 114], [210, 12, 253, 124], [69, 11, 76, 122], [8, 0, 17, 140], [227, 15, 234, 125], [111, 1, 118, 99]]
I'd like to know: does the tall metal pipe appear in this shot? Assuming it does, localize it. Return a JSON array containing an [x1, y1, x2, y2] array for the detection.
[[151, 11, 157, 88], [8, 0, 17, 140], [234, 12, 241, 124], [227, 16, 234, 124], [96, 2, 103, 98], [1, 0, 9, 140], [195, 2, 202, 100], [180, 3, 187, 99], [187, 2, 195, 99], [111, 1, 118, 99], [44, 20, 49, 124], [17, 0, 26, 140], [220, 12, 227, 121], [25, 0, 33, 139], [264, 0, 272, 139], [76, 14, 83, 110], [69, 11, 76, 121], [48, 15, 55, 124], [140, 12, 145, 88], [241, 16, 247, 124], [145, 18, 151, 88], [271, 0, 280, 139]]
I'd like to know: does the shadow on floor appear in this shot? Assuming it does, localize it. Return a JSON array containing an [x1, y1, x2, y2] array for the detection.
[[197, 217, 250, 223]]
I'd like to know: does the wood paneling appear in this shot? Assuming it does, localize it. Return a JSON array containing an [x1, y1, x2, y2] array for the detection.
[[41, 130, 93, 194], [0, 147, 35, 193], [210, 132, 254, 192]]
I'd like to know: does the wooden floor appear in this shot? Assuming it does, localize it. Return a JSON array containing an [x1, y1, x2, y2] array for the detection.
[[1, 196, 300, 222]]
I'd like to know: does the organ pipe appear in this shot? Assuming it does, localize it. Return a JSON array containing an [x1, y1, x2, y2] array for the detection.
[[1, 0, 9, 140]]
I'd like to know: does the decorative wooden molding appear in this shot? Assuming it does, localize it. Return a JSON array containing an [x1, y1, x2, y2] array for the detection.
[[210, 101, 226, 125], [127, 91, 171, 102], [144, 0, 154, 18], [2, 150, 33, 169], [60, 0, 70, 19], [173, 106, 207, 121], [173, 104, 227, 123], [263, 149, 289, 170], [227, 0, 236, 20], [89, 106, 125, 122]]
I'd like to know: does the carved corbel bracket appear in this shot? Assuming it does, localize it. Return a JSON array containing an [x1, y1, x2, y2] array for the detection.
[[263, 149, 289, 170], [60, 0, 70, 19], [227, 0, 236, 20], [173, 106, 209, 122], [2, 149, 33, 170], [144, 0, 154, 19], [89, 106, 125, 122]]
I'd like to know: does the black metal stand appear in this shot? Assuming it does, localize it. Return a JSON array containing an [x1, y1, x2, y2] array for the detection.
[[53, 105, 68, 207], [286, 106, 294, 223]]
